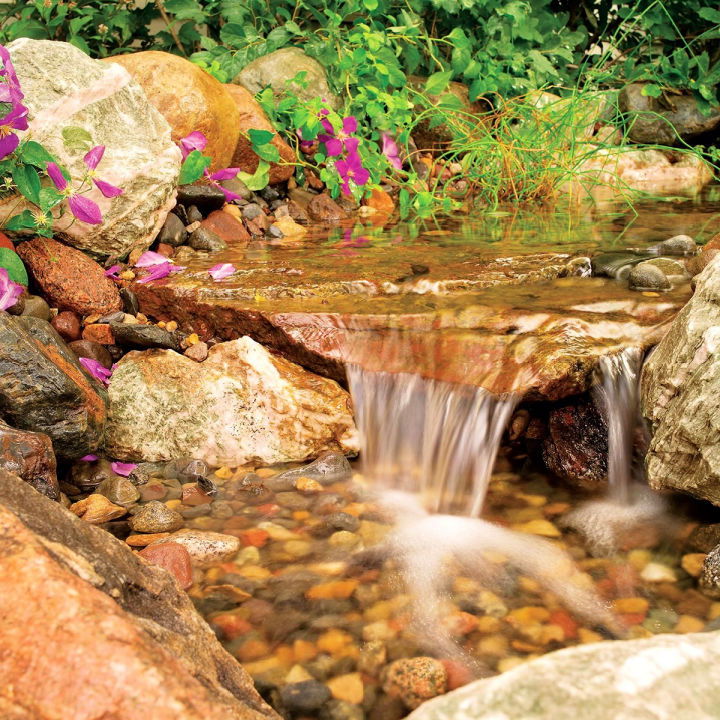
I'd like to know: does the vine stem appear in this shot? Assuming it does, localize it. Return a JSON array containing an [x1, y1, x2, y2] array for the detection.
[[155, 0, 187, 57]]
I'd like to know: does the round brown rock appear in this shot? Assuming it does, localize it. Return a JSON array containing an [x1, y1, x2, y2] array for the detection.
[[107, 51, 241, 172], [51, 310, 82, 342], [383, 657, 448, 709], [68, 339, 113, 369], [129, 500, 184, 533], [224, 84, 296, 185], [17, 238, 121, 317]]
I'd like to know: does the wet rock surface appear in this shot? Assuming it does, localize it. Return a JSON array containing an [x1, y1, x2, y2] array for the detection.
[[105, 337, 357, 465], [0, 420, 58, 499], [0, 314, 106, 458], [0, 468, 278, 720], [642, 253, 720, 504]]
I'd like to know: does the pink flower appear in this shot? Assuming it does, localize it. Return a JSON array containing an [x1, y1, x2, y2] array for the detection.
[[335, 152, 370, 196], [104, 264, 121, 278], [208, 263, 236, 280], [381, 133, 403, 171], [47, 162, 102, 225], [111, 461, 137, 477], [136, 261, 185, 284], [79, 357, 112, 385], [134, 250, 170, 268], [179, 131, 207, 159], [319, 116, 358, 157], [83, 146, 123, 198], [205, 167, 242, 202], [0, 267, 22, 311], [80, 454, 99, 461]]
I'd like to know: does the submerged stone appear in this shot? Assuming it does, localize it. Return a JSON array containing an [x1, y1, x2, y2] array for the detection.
[[628, 264, 671, 291]]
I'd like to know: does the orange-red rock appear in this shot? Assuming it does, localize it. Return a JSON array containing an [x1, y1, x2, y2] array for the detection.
[[0, 420, 57, 499], [307, 193, 348, 222], [139, 542, 194, 589], [82, 323, 115, 345], [225, 84, 296, 185], [51, 310, 82, 342], [201, 209, 251, 243], [363, 188, 395, 214], [17, 237, 122, 316], [108, 52, 240, 172], [0, 230, 14, 250]]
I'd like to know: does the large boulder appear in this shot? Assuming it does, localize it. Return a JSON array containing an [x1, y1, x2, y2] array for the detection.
[[234, 47, 340, 109], [17, 237, 122, 316], [0, 468, 278, 720], [6, 39, 181, 259], [0, 314, 106, 458], [642, 254, 720, 504], [407, 631, 720, 720], [620, 83, 720, 146], [109, 51, 240, 172], [104, 336, 358, 465], [225, 84, 296, 185]]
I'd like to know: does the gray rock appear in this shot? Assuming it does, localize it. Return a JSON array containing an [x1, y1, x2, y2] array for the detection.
[[320, 699, 364, 720], [590, 252, 645, 280], [270, 452, 353, 489], [96, 476, 140, 507], [188, 227, 227, 252], [279, 680, 332, 713], [177, 184, 226, 213], [0, 315, 106, 458], [407, 631, 720, 720], [638, 258, 686, 277], [220, 177, 253, 201], [110, 322, 182, 351], [156, 529, 241, 567], [4, 39, 180, 258], [620, 83, 720, 146], [119, 288, 140, 316], [701, 545, 720, 598], [234, 48, 339, 109], [242, 203, 263, 220], [128, 500, 184, 533], [21, 294, 51, 320], [157, 213, 188, 247], [647, 234, 697, 257], [628, 263, 671, 291], [642, 254, 720, 504]]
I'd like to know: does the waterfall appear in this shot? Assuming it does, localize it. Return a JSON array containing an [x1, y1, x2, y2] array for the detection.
[[347, 366, 517, 517], [593, 347, 644, 504]]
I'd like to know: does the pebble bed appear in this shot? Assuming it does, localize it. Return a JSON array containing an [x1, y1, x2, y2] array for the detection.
[[64, 453, 720, 719]]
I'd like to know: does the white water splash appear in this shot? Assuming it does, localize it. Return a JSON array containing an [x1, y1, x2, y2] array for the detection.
[[348, 367, 517, 517]]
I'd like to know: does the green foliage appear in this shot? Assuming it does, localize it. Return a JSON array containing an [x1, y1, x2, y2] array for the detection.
[[178, 150, 211, 184]]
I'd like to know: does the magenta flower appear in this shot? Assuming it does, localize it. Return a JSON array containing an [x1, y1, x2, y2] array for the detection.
[[79, 357, 112, 385], [319, 116, 358, 157], [296, 129, 315, 153], [111, 461, 137, 477], [336, 152, 370, 196], [208, 263, 236, 280], [381, 133, 402, 171], [179, 130, 207, 159], [47, 162, 102, 225], [136, 261, 185, 284], [0, 45, 24, 103], [0, 104, 28, 159], [206, 167, 242, 202], [0, 267, 22, 311], [80, 454, 99, 462], [83, 146, 123, 198], [104, 264, 121, 278], [134, 250, 170, 267]]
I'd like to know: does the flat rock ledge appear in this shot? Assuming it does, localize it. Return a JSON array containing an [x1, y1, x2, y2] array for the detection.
[[408, 630, 720, 720], [0, 469, 278, 720]]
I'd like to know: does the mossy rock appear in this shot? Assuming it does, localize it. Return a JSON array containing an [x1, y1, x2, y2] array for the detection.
[[0, 247, 28, 286]]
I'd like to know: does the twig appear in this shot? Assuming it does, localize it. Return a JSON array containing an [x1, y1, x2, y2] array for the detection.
[[155, 0, 187, 57]]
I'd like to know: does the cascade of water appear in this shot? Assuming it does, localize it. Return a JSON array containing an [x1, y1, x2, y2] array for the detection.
[[347, 365, 517, 517], [593, 347, 644, 504]]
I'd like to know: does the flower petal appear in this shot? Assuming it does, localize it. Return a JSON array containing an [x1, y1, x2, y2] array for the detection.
[[0, 267, 22, 311], [209, 167, 240, 181], [46, 162, 68, 191], [79, 357, 112, 385], [354, 167, 371, 186], [323, 137, 343, 157], [342, 116, 358, 135], [136, 262, 172, 284], [135, 250, 171, 267], [80, 454, 99, 462], [179, 131, 207, 158], [68, 194, 102, 225], [83, 145, 105, 170], [344, 137, 360, 154], [111, 461, 137, 477], [216, 184, 242, 203], [208, 263, 236, 280], [0, 131, 19, 161], [93, 178, 123, 198], [104, 264, 121, 278]]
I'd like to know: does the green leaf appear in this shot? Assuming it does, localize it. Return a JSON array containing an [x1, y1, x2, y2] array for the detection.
[[12, 164, 41, 206], [178, 150, 211, 185], [248, 129, 275, 146], [237, 160, 270, 191], [424, 71, 453, 96], [641, 84, 663, 98], [254, 142, 281, 163], [4, 210, 36, 232], [219, 22, 245, 48], [19, 140, 55, 168], [61, 126, 93, 153], [164, 0, 204, 22], [0, 247, 28, 285], [699, 7, 720, 23], [38, 186, 64, 212]]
